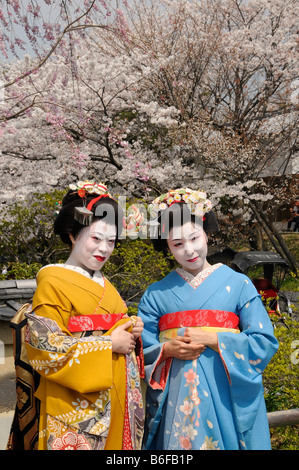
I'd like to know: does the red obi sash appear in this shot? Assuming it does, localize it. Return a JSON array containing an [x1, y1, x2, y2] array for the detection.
[[68, 313, 125, 332], [159, 309, 239, 331], [68, 312, 145, 381]]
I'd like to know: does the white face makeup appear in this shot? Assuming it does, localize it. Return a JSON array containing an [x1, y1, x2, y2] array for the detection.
[[66, 219, 117, 275], [167, 220, 210, 275]]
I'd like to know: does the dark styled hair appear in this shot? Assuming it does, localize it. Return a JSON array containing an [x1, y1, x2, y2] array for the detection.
[[54, 190, 124, 246], [152, 202, 218, 253]]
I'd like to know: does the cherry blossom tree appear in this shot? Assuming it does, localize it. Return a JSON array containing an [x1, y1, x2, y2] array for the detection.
[[0, 2, 188, 199], [0, 0, 298, 270], [93, 0, 299, 268]]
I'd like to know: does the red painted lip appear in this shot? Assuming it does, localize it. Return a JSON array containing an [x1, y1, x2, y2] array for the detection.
[[94, 255, 106, 262], [187, 256, 199, 262]]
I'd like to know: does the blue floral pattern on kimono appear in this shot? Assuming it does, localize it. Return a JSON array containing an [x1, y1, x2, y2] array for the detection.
[[138, 264, 278, 450]]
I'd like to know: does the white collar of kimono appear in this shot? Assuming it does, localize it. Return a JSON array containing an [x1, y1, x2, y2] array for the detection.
[[40, 263, 105, 286], [176, 263, 222, 289]]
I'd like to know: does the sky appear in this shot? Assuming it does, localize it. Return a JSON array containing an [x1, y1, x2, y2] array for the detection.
[[1, 0, 124, 62]]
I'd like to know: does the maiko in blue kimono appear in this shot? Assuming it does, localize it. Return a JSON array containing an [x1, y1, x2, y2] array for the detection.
[[138, 189, 279, 451]]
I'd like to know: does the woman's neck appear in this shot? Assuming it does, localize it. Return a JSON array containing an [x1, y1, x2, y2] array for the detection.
[[181, 260, 211, 277]]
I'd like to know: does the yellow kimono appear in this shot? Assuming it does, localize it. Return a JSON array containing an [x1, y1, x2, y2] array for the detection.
[[24, 265, 144, 450]]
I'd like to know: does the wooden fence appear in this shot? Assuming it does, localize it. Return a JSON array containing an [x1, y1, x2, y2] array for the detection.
[[268, 408, 299, 428]]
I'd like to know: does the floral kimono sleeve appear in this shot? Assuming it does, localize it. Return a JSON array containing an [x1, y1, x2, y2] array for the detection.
[[26, 276, 114, 394], [25, 311, 113, 394], [217, 278, 279, 434]]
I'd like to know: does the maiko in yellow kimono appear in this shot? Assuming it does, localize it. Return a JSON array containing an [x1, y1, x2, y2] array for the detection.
[[23, 265, 144, 450]]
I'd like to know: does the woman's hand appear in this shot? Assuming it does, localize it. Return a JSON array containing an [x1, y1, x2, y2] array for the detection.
[[161, 335, 206, 361], [160, 328, 219, 361], [184, 328, 218, 350], [111, 321, 136, 354], [131, 316, 144, 339]]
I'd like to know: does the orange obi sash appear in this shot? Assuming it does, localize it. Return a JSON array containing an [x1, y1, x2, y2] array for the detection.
[[159, 309, 239, 331], [68, 313, 125, 332]]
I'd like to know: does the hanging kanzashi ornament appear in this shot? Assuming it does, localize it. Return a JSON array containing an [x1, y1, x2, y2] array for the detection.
[[69, 181, 112, 226]]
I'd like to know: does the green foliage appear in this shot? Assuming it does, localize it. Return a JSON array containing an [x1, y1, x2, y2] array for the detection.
[[0, 262, 42, 280], [263, 315, 299, 449], [281, 273, 299, 292], [0, 190, 67, 265], [264, 316, 299, 412], [270, 425, 299, 450], [283, 233, 299, 261], [103, 239, 174, 302], [264, 314, 299, 449]]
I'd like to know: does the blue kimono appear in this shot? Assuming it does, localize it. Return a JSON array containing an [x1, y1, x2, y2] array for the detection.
[[138, 264, 279, 450]]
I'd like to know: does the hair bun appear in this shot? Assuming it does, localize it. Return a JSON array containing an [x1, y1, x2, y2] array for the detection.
[[61, 189, 80, 207]]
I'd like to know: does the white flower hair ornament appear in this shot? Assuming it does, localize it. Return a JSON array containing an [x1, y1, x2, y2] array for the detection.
[[69, 181, 111, 196], [149, 188, 213, 219], [148, 188, 216, 237]]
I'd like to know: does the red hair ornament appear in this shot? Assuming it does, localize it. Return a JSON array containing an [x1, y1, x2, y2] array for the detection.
[[71, 181, 112, 226]]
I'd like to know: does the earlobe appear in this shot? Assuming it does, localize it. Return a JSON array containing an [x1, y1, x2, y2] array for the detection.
[[69, 233, 76, 245]]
